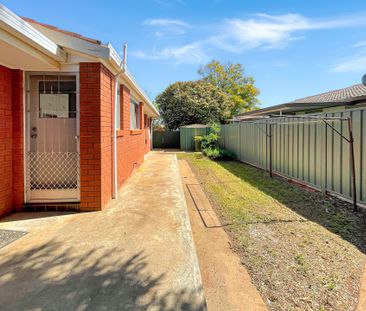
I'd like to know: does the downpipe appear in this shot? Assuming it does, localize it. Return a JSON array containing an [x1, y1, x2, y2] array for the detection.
[[112, 44, 127, 199]]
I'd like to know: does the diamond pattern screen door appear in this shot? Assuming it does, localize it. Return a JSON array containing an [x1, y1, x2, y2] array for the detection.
[[26, 74, 80, 202]]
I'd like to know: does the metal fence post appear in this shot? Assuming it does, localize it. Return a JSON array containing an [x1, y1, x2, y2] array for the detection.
[[269, 122, 273, 178], [348, 117, 358, 212], [321, 118, 327, 193]]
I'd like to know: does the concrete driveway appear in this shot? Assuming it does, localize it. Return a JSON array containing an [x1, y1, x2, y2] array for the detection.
[[0, 152, 206, 311]]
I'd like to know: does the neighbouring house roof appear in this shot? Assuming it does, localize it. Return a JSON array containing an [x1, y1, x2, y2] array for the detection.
[[290, 84, 366, 104], [237, 83, 366, 119]]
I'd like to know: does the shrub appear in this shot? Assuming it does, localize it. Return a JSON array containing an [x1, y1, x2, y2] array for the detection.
[[195, 125, 235, 160]]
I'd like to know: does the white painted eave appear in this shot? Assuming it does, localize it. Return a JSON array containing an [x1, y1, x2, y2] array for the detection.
[[0, 4, 66, 62]]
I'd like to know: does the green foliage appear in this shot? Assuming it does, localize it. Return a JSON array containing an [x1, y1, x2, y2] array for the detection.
[[198, 60, 260, 116], [155, 81, 233, 130], [197, 125, 235, 160], [295, 254, 305, 266]]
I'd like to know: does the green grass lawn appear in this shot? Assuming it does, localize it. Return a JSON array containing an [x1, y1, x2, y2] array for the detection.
[[178, 152, 366, 311]]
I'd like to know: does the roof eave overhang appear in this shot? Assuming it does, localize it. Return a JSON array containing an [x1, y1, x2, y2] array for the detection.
[[0, 4, 66, 68]]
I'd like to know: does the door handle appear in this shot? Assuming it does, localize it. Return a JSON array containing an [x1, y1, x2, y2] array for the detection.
[[31, 126, 37, 138]]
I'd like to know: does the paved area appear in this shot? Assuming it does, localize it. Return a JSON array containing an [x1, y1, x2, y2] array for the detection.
[[179, 160, 267, 311], [0, 152, 206, 311]]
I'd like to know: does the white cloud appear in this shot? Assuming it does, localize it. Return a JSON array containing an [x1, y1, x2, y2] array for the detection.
[[135, 13, 366, 65], [215, 13, 366, 51], [143, 19, 190, 36], [332, 37, 366, 72], [143, 19, 189, 28], [133, 42, 207, 65], [353, 40, 366, 48], [332, 55, 366, 72]]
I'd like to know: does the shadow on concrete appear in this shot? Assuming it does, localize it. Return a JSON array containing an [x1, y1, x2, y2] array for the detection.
[[0, 212, 80, 223], [0, 240, 206, 311], [216, 160, 366, 255]]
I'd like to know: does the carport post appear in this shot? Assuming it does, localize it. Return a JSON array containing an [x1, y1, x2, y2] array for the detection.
[[347, 117, 357, 212]]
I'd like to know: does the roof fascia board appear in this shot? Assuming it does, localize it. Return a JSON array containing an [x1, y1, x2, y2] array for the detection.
[[0, 4, 65, 61], [27, 22, 110, 60], [238, 104, 290, 116]]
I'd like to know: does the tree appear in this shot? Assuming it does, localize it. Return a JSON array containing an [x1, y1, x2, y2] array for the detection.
[[198, 60, 260, 116], [156, 81, 232, 130]]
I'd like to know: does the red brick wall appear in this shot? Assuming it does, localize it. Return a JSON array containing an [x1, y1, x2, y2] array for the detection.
[[79, 63, 103, 211], [0, 65, 24, 217], [12, 70, 24, 211], [100, 65, 114, 208], [116, 86, 151, 187], [80, 63, 152, 211], [117, 129, 146, 186]]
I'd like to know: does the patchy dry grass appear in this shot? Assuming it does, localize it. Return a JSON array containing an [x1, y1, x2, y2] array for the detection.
[[178, 153, 366, 311]]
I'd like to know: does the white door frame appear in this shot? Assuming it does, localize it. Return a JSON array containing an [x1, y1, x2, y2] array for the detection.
[[24, 71, 80, 203]]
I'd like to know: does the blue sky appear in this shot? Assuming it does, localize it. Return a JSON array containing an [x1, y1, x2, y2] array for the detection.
[[4, 0, 366, 107]]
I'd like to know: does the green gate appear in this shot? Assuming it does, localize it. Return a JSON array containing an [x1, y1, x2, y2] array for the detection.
[[153, 130, 180, 149]]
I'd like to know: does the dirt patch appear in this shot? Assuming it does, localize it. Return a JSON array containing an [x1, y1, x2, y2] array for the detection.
[[178, 153, 366, 311]]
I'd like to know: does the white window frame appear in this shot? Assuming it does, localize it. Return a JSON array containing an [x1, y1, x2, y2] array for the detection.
[[130, 97, 140, 129]]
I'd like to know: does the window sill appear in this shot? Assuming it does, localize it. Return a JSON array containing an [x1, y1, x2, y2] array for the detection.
[[116, 129, 144, 137], [130, 129, 144, 135]]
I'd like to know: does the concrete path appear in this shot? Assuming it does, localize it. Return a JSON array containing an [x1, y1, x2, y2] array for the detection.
[[179, 160, 267, 311], [357, 267, 366, 311], [0, 152, 206, 311]]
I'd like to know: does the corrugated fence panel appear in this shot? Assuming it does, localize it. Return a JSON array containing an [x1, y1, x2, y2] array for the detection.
[[180, 126, 211, 151], [219, 106, 366, 204], [362, 110, 366, 202], [153, 131, 180, 148]]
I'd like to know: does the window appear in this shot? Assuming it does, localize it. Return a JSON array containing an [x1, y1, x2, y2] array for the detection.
[[39, 78, 76, 118], [116, 85, 121, 129], [130, 98, 140, 129]]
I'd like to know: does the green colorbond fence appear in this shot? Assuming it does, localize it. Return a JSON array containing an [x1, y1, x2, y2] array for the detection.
[[153, 131, 180, 149], [220, 107, 366, 205], [180, 126, 211, 151]]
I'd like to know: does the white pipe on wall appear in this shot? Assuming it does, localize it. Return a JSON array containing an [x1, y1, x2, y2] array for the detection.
[[112, 80, 118, 199], [112, 44, 127, 199]]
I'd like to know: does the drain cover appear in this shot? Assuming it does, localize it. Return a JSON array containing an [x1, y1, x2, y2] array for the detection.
[[0, 229, 27, 249]]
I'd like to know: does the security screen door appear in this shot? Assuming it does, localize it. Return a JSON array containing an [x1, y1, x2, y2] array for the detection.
[[26, 74, 80, 202]]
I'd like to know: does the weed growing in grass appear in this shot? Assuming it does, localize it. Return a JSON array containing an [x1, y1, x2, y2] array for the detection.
[[295, 254, 305, 266]]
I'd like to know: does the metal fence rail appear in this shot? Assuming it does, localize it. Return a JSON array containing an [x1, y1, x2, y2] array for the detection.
[[219, 107, 366, 206]]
